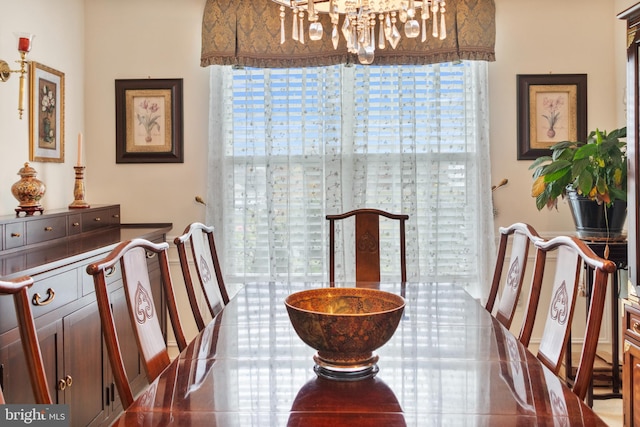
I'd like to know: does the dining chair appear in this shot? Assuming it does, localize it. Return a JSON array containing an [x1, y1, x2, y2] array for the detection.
[[0, 276, 52, 404], [86, 238, 187, 409], [485, 222, 543, 329], [326, 209, 409, 285], [518, 235, 616, 400], [174, 222, 229, 332]]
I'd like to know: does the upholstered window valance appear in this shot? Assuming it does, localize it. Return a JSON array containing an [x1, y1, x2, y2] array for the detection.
[[201, 0, 495, 68]]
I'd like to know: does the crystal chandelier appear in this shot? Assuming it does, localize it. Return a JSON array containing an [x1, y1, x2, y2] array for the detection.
[[270, 0, 447, 65]]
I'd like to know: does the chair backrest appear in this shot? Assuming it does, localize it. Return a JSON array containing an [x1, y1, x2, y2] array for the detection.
[[326, 209, 409, 285], [518, 235, 616, 400], [86, 238, 187, 409], [0, 276, 52, 404], [174, 222, 229, 332], [485, 223, 543, 329]]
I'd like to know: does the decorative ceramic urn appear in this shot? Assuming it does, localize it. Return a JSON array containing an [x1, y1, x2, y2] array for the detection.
[[11, 162, 45, 216]]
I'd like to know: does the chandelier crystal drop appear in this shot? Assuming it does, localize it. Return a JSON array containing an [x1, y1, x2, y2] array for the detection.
[[273, 0, 446, 65]]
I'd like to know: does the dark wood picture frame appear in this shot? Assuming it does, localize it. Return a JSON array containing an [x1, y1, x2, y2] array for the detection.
[[115, 78, 183, 163], [517, 74, 587, 160], [29, 61, 65, 163]]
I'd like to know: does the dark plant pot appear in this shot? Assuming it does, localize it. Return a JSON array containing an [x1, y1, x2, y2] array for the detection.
[[567, 191, 627, 239]]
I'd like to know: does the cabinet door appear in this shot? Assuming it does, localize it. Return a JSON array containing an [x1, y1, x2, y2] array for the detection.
[[0, 321, 62, 404], [63, 302, 107, 427], [625, 338, 640, 427]]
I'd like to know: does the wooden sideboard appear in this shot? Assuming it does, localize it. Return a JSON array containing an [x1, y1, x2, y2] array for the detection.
[[624, 302, 640, 427], [0, 204, 172, 427]]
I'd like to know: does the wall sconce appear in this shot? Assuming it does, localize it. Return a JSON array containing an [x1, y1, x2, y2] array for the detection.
[[0, 33, 34, 119]]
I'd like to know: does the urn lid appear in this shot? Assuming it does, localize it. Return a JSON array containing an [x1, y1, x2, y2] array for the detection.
[[17, 162, 37, 178]]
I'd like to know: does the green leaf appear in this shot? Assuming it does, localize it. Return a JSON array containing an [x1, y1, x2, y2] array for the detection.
[[528, 156, 552, 170], [540, 159, 571, 178], [570, 157, 589, 178], [609, 127, 627, 140], [574, 144, 598, 160], [609, 187, 627, 202], [549, 141, 574, 151], [541, 159, 571, 172], [576, 171, 593, 195], [594, 128, 604, 144]]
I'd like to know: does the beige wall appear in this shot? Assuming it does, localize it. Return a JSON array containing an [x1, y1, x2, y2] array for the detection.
[[1, 0, 637, 343]]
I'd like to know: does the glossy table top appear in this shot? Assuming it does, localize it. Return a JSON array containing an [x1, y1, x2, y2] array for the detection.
[[113, 282, 606, 426]]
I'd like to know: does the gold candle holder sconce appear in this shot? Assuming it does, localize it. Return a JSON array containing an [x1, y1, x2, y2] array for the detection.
[[0, 33, 34, 119]]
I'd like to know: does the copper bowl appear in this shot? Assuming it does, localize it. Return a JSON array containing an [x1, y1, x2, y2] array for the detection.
[[285, 287, 405, 380]]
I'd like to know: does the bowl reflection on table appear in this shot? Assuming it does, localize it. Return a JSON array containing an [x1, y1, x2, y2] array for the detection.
[[284, 287, 405, 380], [287, 376, 406, 426]]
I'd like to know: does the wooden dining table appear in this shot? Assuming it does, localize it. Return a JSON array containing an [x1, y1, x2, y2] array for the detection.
[[111, 282, 606, 426]]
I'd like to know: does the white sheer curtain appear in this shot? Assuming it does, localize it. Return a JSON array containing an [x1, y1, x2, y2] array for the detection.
[[207, 61, 495, 300]]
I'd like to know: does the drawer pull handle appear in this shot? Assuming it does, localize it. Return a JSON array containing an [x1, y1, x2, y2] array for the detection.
[[58, 378, 66, 391], [33, 288, 55, 306], [10, 232, 20, 238], [112, 214, 120, 219], [72, 222, 80, 227], [633, 322, 640, 334], [146, 251, 156, 259], [94, 217, 101, 222], [105, 266, 116, 277], [44, 227, 53, 232], [65, 375, 73, 387]]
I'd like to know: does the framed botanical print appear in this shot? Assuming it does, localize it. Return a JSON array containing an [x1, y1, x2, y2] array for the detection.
[[516, 74, 587, 160], [29, 62, 65, 163], [115, 78, 184, 163]]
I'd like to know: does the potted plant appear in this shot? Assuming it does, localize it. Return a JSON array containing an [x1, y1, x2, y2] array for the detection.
[[529, 127, 627, 239]]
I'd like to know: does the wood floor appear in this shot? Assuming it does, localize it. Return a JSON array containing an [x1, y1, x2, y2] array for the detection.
[[571, 348, 623, 426], [593, 398, 623, 426]]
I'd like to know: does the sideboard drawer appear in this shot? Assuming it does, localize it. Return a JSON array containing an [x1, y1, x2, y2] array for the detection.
[[68, 213, 83, 236], [29, 269, 78, 317], [626, 304, 640, 343], [26, 216, 67, 245], [109, 206, 121, 225], [82, 208, 114, 232], [4, 222, 25, 250], [0, 268, 78, 333]]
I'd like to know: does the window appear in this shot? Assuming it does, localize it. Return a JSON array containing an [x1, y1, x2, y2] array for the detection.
[[207, 61, 494, 299]]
